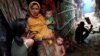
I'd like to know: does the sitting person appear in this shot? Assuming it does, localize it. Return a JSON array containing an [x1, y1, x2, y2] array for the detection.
[[27, 1, 53, 39], [75, 21, 93, 44], [11, 19, 34, 56], [27, 1, 55, 56]]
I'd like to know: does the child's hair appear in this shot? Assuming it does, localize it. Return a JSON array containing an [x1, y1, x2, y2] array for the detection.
[[57, 36, 63, 40], [46, 8, 53, 14], [46, 8, 52, 11], [56, 36, 64, 42], [12, 19, 26, 46], [45, 7, 52, 13]]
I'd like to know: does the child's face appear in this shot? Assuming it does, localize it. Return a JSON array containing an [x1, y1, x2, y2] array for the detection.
[[56, 37, 63, 45], [46, 11, 52, 17]]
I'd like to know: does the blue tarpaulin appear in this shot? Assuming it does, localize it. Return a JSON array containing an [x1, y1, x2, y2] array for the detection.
[[83, 0, 94, 13]]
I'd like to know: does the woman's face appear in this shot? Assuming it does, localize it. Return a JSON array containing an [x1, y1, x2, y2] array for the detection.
[[31, 4, 40, 16]]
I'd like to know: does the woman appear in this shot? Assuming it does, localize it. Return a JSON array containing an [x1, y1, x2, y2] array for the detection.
[[27, 1, 55, 56], [27, 1, 53, 39], [11, 19, 34, 56]]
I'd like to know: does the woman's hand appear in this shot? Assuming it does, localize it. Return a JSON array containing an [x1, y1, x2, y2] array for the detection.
[[26, 31, 35, 39]]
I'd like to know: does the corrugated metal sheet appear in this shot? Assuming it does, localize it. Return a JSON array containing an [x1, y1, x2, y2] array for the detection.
[[0, 0, 27, 27]]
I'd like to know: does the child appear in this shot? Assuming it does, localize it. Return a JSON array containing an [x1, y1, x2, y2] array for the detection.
[[45, 9, 56, 44], [11, 19, 34, 56], [45, 9, 55, 30], [54, 36, 65, 56]]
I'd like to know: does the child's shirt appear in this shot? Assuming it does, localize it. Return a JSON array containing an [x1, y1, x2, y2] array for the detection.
[[46, 17, 55, 30]]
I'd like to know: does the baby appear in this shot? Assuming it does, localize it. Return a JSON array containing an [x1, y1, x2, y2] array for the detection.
[[44, 9, 56, 44], [45, 9, 55, 30]]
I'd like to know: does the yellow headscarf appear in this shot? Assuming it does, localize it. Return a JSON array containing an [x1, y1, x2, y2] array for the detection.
[[29, 1, 40, 12]]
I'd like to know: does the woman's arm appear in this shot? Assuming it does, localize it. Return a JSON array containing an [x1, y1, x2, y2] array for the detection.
[[24, 39, 34, 48], [22, 32, 35, 48]]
